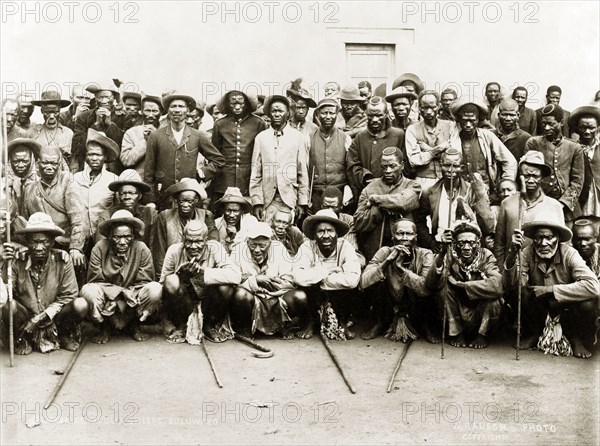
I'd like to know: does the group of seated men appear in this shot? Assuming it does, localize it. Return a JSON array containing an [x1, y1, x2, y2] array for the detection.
[[1, 74, 599, 360]]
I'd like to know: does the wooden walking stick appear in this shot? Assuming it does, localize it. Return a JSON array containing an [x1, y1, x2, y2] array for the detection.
[[234, 333, 273, 358], [441, 167, 456, 359], [200, 339, 223, 388], [1, 109, 14, 367], [319, 333, 356, 394], [387, 341, 411, 393], [44, 339, 87, 409], [516, 176, 526, 361]]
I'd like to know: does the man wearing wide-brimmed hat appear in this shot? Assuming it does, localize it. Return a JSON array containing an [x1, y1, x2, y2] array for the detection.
[[144, 92, 225, 211], [309, 98, 352, 213], [229, 221, 304, 339], [570, 104, 600, 216], [120, 93, 164, 178], [524, 103, 584, 223], [338, 85, 367, 138], [22, 145, 87, 270], [250, 95, 310, 223], [73, 129, 119, 239], [405, 90, 459, 192], [82, 210, 162, 344], [494, 150, 565, 267], [212, 187, 258, 253], [72, 81, 127, 172], [211, 90, 267, 203], [392, 72, 425, 124], [293, 209, 361, 340], [100, 169, 157, 247], [5, 138, 40, 215], [2, 213, 88, 355], [287, 79, 319, 139], [386, 86, 418, 131], [30, 90, 75, 171], [152, 178, 218, 276], [505, 212, 600, 358], [426, 220, 503, 349], [449, 96, 517, 203]]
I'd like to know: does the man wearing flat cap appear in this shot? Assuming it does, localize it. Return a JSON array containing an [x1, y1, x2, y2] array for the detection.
[[2, 213, 88, 355], [293, 209, 361, 340], [426, 220, 504, 349], [386, 86, 418, 131], [494, 151, 565, 267], [22, 145, 88, 271], [309, 98, 352, 213], [82, 210, 162, 344], [287, 79, 319, 139], [152, 178, 218, 276], [405, 90, 459, 192], [450, 97, 517, 203], [99, 169, 157, 247], [213, 187, 258, 253], [120, 94, 164, 178], [160, 220, 241, 343], [570, 104, 600, 216], [144, 92, 225, 211], [30, 91, 75, 171], [72, 82, 127, 172], [524, 103, 584, 223], [5, 138, 40, 216], [73, 129, 119, 242], [572, 217, 600, 278], [211, 90, 267, 203], [347, 96, 409, 196], [338, 85, 367, 138], [505, 212, 600, 358], [250, 95, 310, 223], [354, 147, 421, 261], [229, 221, 305, 339]]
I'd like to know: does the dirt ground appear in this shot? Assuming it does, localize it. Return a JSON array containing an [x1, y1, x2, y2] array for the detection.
[[1, 322, 598, 446]]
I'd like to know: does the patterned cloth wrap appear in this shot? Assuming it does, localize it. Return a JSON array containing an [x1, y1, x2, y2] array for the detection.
[[318, 301, 346, 341], [537, 314, 573, 356]]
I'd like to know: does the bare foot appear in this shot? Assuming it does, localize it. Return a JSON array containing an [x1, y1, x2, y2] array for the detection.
[[296, 324, 314, 339], [344, 324, 356, 340], [132, 324, 150, 342], [361, 322, 383, 340], [423, 326, 441, 344], [276, 327, 294, 340], [162, 318, 176, 336], [515, 335, 539, 350], [15, 337, 33, 355], [59, 336, 80, 352], [469, 334, 488, 349], [91, 327, 110, 344], [204, 327, 227, 343], [449, 333, 467, 348], [572, 337, 592, 359]]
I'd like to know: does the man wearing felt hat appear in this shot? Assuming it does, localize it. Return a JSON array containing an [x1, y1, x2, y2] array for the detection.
[[426, 220, 503, 349], [505, 212, 600, 358], [82, 210, 162, 344], [229, 221, 305, 339], [570, 104, 600, 216], [72, 81, 127, 172], [22, 145, 88, 270], [144, 92, 225, 211], [211, 90, 267, 203], [30, 90, 75, 171], [449, 96, 517, 203], [98, 169, 157, 247], [152, 178, 218, 276], [338, 85, 368, 138], [309, 98, 352, 213], [524, 103, 584, 223], [213, 187, 258, 254], [287, 79, 319, 139], [250, 94, 310, 223], [494, 150, 565, 267], [392, 73, 425, 125], [73, 129, 119, 240], [386, 86, 418, 130], [2, 213, 88, 355], [160, 220, 241, 344], [293, 209, 361, 340], [572, 216, 600, 278], [120, 94, 164, 178], [5, 138, 40, 216]]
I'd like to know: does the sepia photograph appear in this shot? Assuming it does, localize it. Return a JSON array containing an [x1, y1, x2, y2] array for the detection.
[[1, 1, 599, 444]]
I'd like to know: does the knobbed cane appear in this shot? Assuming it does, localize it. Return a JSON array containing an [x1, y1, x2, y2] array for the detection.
[[441, 167, 455, 359], [1, 110, 14, 367]]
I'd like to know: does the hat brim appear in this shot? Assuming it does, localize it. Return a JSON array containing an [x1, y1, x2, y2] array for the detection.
[[302, 215, 349, 240], [392, 73, 425, 93], [15, 226, 65, 237], [165, 182, 207, 200], [108, 180, 151, 193], [568, 105, 600, 130], [122, 92, 142, 102], [86, 132, 120, 162], [451, 98, 489, 118], [522, 221, 572, 243], [385, 92, 418, 103], [86, 85, 121, 100], [8, 138, 42, 158], [162, 95, 196, 112], [220, 91, 258, 113], [98, 216, 144, 238], [214, 195, 252, 213], [519, 160, 552, 177], [287, 91, 317, 108], [338, 94, 364, 102], [31, 99, 71, 108]]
